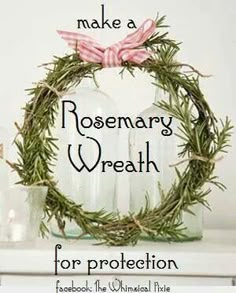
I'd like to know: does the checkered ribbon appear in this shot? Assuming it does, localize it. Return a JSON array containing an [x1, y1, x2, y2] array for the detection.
[[57, 19, 156, 67]]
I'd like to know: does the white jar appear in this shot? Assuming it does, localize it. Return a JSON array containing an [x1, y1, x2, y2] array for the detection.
[[129, 88, 203, 241], [52, 80, 118, 238]]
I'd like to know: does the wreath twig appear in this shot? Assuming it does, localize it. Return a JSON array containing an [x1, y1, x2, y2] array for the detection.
[[11, 16, 233, 246]]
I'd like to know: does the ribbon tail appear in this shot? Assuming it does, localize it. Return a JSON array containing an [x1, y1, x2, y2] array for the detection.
[[57, 30, 105, 63], [78, 42, 104, 63], [57, 30, 91, 52]]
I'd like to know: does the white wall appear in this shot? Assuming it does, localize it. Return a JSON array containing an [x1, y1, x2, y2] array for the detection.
[[0, 0, 235, 230]]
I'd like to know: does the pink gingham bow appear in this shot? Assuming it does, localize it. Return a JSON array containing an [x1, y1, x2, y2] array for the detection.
[[57, 19, 156, 67]]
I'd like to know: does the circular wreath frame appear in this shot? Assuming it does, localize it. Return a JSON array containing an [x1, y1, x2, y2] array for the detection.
[[12, 16, 232, 246]]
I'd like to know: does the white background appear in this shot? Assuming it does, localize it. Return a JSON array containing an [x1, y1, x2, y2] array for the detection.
[[0, 0, 235, 230]]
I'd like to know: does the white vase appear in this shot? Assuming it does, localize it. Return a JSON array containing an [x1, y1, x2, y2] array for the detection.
[[129, 87, 203, 241], [52, 80, 118, 238], [0, 127, 9, 240]]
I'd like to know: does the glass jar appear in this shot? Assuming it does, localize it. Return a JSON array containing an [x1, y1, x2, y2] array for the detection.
[[0, 186, 48, 242], [52, 79, 118, 238], [129, 87, 203, 241], [0, 127, 9, 191], [0, 127, 9, 241]]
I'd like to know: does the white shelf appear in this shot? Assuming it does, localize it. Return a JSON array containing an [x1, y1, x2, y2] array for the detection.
[[0, 229, 235, 277]]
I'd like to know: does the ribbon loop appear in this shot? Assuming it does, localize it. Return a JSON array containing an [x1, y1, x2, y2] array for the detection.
[[57, 19, 156, 67]]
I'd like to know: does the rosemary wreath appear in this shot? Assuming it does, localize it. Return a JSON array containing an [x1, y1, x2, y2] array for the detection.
[[11, 16, 232, 246]]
